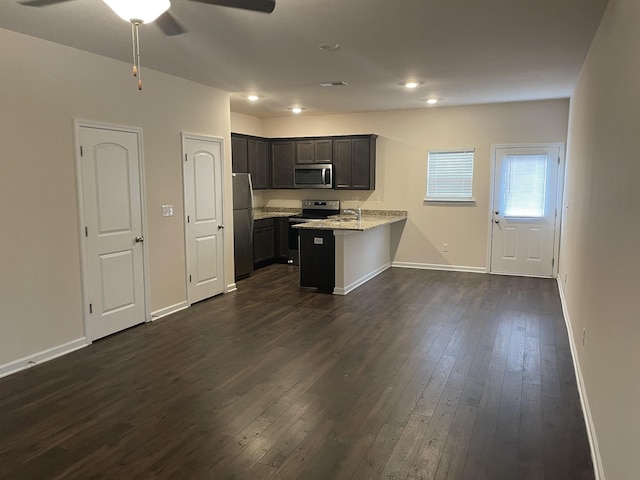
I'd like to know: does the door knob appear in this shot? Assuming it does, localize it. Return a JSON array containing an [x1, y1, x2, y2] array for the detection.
[[135, 236, 144, 243], [218, 224, 225, 229], [495, 211, 500, 215], [494, 219, 499, 224]]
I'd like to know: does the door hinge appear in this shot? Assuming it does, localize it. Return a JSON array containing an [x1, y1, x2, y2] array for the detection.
[[89, 303, 93, 314], [552, 258, 555, 267], [80, 146, 84, 157], [558, 156, 560, 164], [187, 215, 190, 223], [85, 226, 88, 237], [189, 274, 192, 283], [185, 153, 188, 162]]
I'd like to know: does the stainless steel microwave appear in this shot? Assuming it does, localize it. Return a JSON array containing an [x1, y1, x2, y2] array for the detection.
[[294, 164, 333, 189]]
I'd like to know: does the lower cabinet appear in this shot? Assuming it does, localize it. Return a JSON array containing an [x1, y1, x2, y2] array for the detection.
[[253, 218, 275, 267], [274, 217, 289, 261], [253, 217, 290, 268]]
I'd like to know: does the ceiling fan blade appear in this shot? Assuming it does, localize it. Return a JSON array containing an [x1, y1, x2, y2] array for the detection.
[[188, 0, 275, 14], [19, 0, 75, 6], [156, 11, 187, 36]]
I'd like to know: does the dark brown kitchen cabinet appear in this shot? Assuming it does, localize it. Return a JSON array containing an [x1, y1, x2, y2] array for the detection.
[[274, 217, 289, 261], [253, 216, 290, 268], [231, 135, 248, 173], [247, 138, 269, 189], [232, 134, 270, 189], [296, 139, 333, 164], [333, 134, 378, 190], [253, 218, 275, 266], [271, 141, 295, 189]]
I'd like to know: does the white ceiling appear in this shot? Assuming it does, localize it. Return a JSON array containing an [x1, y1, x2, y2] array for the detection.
[[0, 0, 608, 117]]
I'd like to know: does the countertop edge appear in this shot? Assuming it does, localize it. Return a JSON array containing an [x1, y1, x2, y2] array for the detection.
[[292, 214, 407, 232]]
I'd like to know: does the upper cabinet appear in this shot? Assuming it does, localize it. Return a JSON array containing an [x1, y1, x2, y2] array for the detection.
[[231, 134, 269, 189], [271, 140, 296, 189], [296, 139, 333, 164], [247, 138, 269, 189], [333, 135, 378, 190], [231, 135, 248, 173], [231, 133, 377, 190]]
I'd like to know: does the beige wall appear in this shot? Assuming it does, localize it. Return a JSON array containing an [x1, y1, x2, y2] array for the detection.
[[232, 100, 569, 270], [230, 112, 263, 137], [561, 0, 640, 478], [0, 29, 233, 367]]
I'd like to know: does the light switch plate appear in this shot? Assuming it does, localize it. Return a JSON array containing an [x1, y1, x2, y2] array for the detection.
[[162, 204, 173, 217]]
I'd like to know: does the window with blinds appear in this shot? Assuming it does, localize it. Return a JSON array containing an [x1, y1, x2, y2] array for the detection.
[[502, 154, 548, 217], [426, 150, 475, 202]]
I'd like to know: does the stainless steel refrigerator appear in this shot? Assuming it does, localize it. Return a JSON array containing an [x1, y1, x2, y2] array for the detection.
[[232, 173, 254, 280]]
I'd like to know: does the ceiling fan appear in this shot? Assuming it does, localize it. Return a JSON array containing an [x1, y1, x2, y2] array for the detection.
[[19, 0, 276, 89]]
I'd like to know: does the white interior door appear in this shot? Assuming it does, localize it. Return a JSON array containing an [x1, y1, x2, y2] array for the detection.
[[490, 145, 562, 277], [78, 125, 146, 340], [183, 134, 225, 304]]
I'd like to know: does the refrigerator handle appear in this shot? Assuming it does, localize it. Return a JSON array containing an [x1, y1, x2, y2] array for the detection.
[[248, 173, 255, 242], [249, 208, 254, 243], [248, 173, 255, 210]]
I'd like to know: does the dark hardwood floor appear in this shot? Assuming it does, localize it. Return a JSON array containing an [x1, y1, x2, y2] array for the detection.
[[0, 265, 594, 479]]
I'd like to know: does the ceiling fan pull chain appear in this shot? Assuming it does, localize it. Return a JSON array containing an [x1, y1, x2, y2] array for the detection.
[[131, 22, 138, 78], [135, 22, 142, 90]]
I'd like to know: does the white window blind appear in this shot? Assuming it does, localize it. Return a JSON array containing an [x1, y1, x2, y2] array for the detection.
[[503, 154, 548, 217], [426, 150, 474, 201]]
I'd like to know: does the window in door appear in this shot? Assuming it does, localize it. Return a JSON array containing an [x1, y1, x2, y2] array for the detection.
[[502, 154, 547, 217]]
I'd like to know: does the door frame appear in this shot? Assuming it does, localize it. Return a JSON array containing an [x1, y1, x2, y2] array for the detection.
[[74, 119, 151, 343], [486, 142, 565, 277], [180, 132, 226, 305]]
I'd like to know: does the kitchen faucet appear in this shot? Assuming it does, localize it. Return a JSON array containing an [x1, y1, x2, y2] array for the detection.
[[343, 207, 362, 221]]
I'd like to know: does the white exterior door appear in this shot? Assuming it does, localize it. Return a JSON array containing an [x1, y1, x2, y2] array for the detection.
[[490, 145, 563, 277], [182, 134, 225, 304], [78, 125, 147, 340]]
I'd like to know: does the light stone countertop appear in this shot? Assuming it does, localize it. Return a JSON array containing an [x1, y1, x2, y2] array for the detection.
[[253, 208, 301, 220], [292, 211, 407, 232]]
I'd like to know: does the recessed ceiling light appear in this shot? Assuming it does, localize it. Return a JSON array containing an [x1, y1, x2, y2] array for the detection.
[[317, 42, 340, 52], [404, 81, 423, 89], [426, 98, 439, 105], [247, 95, 260, 102], [290, 107, 304, 114]]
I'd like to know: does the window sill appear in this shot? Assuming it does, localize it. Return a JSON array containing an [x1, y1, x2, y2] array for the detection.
[[423, 198, 476, 205]]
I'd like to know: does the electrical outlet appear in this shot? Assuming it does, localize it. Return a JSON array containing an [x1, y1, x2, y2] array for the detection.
[[162, 204, 174, 217], [442, 243, 449, 252]]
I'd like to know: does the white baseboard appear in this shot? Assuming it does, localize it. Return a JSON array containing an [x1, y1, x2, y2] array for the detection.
[[556, 278, 604, 480], [227, 282, 238, 293], [334, 263, 390, 296], [392, 261, 486, 274], [0, 337, 88, 379], [150, 301, 189, 321]]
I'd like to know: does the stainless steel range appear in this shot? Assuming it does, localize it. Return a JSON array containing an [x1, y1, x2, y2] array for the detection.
[[287, 200, 340, 265]]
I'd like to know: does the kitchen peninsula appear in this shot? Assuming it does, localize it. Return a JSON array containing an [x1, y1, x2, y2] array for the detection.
[[293, 210, 407, 294]]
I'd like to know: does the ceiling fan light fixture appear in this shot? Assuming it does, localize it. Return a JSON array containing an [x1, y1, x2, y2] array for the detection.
[[102, 0, 171, 23]]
